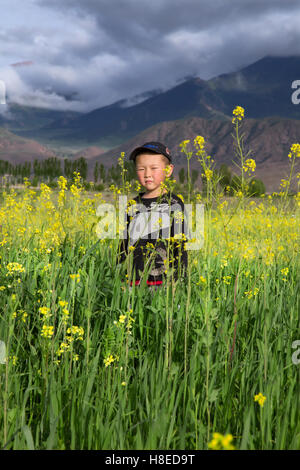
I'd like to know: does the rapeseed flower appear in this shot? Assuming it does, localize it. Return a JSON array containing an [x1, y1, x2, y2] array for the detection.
[[39, 306, 51, 318], [243, 158, 256, 173], [67, 326, 84, 340], [70, 273, 80, 283], [6, 262, 25, 275], [41, 325, 54, 339], [232, 105, 245, 123], [254, 392, 266, 407], [288, 143, 300, 159], [56, 341, 70, 357], [280, 267, 289, 281], [194, 135, 205, 152], [104, 354, 115, 367], [208, 432, 235, 450]]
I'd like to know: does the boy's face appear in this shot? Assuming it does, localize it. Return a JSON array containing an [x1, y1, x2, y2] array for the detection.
[[135, 152, 174, 197]]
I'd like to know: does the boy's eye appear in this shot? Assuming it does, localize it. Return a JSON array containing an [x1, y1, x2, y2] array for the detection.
[[137, 167, 159, 170]]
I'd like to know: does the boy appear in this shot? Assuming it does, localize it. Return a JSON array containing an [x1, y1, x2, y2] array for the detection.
[[118, 141, 188, 288]]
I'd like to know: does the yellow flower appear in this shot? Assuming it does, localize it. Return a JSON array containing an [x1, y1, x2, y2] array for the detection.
[[180, 139, 190, 150], [70, 273, 80, 283], [244, 287, 259, 299], [57, 175, 68, 190], [6, 262, 25, 275], [232, 106, 245, 123], [56, 341, 70, 356], [194, 135, 205, 151], [11, 355, 18, 366], [288, 143, 300, 159], [280, 179, 288, 188], [243, 158, 256, 173], [41, 325, 54, 339], [119, 314, 127, 324], [67, 326, 84, 340], [254, 392, 266, 407], [222, 275, 232, 285], [280, 267, 289, 277], [208, 432, 235, 450], [146, 242, 155, 250], [39, 306, 51, 317], [22, 312, 28, 323], [104, 354, 115, 367], [62, 308, 70, 322], [203, 169, 213, 181]]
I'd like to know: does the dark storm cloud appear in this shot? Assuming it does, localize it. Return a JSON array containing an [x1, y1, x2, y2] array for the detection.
[[2, 0, 300, 111]]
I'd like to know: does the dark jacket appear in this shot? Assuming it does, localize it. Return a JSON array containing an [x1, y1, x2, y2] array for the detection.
[[118, 191, 188, 285]]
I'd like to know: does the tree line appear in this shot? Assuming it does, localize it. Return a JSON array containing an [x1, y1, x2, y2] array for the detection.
[[178, 163, 266, 197], [0, 157, 266, 196]]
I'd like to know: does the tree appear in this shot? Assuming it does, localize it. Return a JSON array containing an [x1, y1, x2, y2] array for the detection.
[[218, 163, 232, 189], [179, 167, 185, 185], [191, 169, 199, 186], [64, 159, 72, 179], [108, 164, 121, 184], [94, 162, 99, 183], [124, 160, 136, 182], [99, 163, 106, 182], [247, 178, 266, 197]]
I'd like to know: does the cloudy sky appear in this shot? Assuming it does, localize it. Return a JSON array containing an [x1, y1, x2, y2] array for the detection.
[[1, 0, 300, 113]]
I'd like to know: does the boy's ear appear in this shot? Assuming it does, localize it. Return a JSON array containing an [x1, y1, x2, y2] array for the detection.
[[165, 164, 174, 177]]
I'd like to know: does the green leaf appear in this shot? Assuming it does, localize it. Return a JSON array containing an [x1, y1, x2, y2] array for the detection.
[[23, 425, 35, 450], [208, 389, 220, 403]]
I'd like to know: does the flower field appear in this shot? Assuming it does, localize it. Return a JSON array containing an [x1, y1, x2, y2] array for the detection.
[[0, 108, 300, 450]]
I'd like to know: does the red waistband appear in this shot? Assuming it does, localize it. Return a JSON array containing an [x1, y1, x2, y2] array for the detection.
[[130, 280, 163, 286]]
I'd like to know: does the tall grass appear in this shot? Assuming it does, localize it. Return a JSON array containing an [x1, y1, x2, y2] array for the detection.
[[0, 107, 300, 450]]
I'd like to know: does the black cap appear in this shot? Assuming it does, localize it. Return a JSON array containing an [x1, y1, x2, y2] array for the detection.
[[129, 141, 172, 163]]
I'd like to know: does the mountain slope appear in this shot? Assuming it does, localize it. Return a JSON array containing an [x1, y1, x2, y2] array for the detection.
[[0, 128, 58, 164], [18, 55, 300, 146], [208, 55, 300, 118], [0, 103, 81, 132], [89, 115, 300, 193], [38, 77, 228, 143]]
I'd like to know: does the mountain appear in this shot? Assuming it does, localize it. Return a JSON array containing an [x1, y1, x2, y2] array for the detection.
[[33, 77, 228, 145], [88, 115, 300, 193], [15, 55, 300, 147], [73, 146, 105, 159], [208, 55, 300, 118], [0, 128, 59, 165], [2, 55, 300, 192], [0, 103, 81, 132]]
